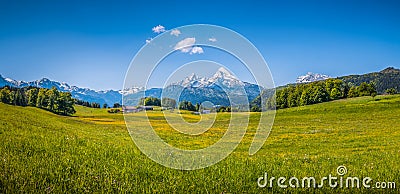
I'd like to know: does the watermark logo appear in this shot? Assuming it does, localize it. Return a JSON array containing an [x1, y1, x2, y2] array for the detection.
[[336, 165, 347, 176], [123, 24, 275, 170], [258, 165, 396, 189]]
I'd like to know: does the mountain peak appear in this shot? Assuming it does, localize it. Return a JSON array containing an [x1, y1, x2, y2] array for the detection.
[[214, 67, 233, 76], [39, 78, 50, 82], [217, 67, 231, 74], [211, 67, 238, 81], [188, 73, 197, 80], [296, 72, 330, 83]]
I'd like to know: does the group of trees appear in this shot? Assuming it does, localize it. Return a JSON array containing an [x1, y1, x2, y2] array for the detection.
[[385, 88, 398, 95], [265, 79, 377, 110], [178, 100, 198, 111], [112, 103, 121, 108], [75, 99, 101, 108], [217, 106, 231, 112], [0, 86, 75, 115], [138, 97, 177, 108], [348, 82, 377, 98], [76, 100, 123, 109], [161, 98, 177, 108], [138, 97, 161, 106]]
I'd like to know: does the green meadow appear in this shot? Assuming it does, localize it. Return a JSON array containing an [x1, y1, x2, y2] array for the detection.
[[0, 95, 399, 193]]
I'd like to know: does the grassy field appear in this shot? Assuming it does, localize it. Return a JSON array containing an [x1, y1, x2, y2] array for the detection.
[[0, 95, 399, 193]]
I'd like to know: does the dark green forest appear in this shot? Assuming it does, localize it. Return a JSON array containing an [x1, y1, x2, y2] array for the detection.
[[0, 86, 75, 115], [339, 67, 400, 93]]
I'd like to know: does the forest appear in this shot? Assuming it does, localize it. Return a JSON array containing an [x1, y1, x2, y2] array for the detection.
[[0, 86, 76, 115], [265, 79, 378, 110]]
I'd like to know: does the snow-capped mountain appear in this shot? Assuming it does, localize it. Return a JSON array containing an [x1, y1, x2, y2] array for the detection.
[[296, 72, 330, 83], [119, 86, 145, 95], [123, 67, 262, 106], [172, 67, 245, 88], [0, 75, 122, 106]]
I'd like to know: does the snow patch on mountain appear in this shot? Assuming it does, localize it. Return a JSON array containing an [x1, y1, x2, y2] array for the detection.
[[119, 86, 145, 95], [296, 72, 330, 83], [171, 67, 245, 88]]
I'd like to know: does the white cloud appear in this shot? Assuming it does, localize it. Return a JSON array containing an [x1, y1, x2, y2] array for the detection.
[[145, 38, 152, 44], [208, 37, 217, 42], [190, 46, 204, 54], [170, 29, 181, 36], [173, 38, 204, 54], [152, 25, 166, 33], [174, 37, 196, 53]]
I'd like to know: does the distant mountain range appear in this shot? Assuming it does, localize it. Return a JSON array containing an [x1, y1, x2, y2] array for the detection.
[[0, 76, 122, 106], [296, 72, 330, 83], [0, 67, 262, 106], [2, 67, 399, 106]]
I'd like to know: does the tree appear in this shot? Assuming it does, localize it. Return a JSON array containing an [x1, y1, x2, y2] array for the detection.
[[113, 103, 122, 108], [312, 85, 329, 103], [60, 92, 76, 115], [287, 91, 299, 108], [348, 86, 359, 98], [46, 87, 59, 111], [178, 101, 196, 111], [0, 87, 12, 104], [36, 88, 48, 108], [146, 97, 161, 106], [250, 105, 261, 112], [91, 102, 100, 108], [161, 98, 176, 108], [26, 88, 38, 106], [9, 90, 16, 105], [15, 89, 26, 106], [139, 97, 161, 106], [300, 88, 312, 106], [385, 88, 397, 95], [103, 103, 108, 108], [276, 89, 288, 109], [356, 82, 376, 97], [330, 88, 341, 100]]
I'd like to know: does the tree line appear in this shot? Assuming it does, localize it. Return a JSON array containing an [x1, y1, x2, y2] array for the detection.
[[138, 97, 177, 108], [75, 99, 101, 108], [0, 86, 76, 115], [264, 79, 377, 110]]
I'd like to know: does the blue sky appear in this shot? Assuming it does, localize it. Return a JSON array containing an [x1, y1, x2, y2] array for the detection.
[[0, 0, 399, 90]]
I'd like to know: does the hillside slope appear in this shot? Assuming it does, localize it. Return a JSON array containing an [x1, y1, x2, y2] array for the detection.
[[339, 67, 400, 93]]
